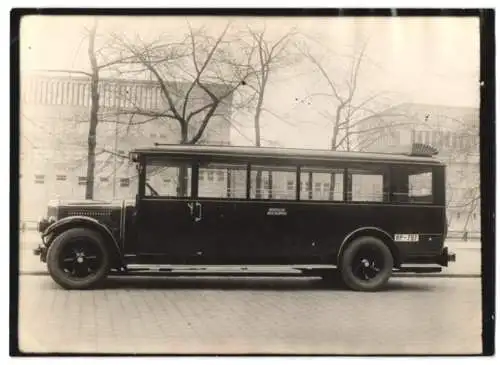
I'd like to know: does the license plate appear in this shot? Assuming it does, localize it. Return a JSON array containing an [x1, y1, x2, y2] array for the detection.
[[394, 234, 420, 242]]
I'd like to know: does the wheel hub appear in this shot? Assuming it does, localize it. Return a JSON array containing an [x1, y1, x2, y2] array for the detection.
[[76, 257, 84, 263]]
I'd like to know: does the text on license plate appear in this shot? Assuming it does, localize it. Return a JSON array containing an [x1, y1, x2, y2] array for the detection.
[[394, 234, 420, 242]]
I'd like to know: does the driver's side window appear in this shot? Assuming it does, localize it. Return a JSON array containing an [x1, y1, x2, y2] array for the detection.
[[145, 159, 192, 198]]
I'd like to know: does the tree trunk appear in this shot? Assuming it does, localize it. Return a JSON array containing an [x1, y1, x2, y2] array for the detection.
[[178, 123, 189, 197], [329, 174, 336, 200], [328, 106, 342, 200], [253, 74, 266, 199], [85, 21, 99, 200]]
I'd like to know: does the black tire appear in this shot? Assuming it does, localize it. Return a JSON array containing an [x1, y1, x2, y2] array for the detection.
[[46, 228, 110, 290], [339, 236, 394, 292]]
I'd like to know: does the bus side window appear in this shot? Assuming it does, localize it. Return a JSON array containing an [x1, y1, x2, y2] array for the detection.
[[391, 166, 434, 204], [348, 167, 388, 202], [408, 171, 433, 203], [391, 172, 409, 203], [299, 168, 344, 201]]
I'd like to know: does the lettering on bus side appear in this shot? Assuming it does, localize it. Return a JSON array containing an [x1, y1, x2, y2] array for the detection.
[[267, 208, 287, 216]]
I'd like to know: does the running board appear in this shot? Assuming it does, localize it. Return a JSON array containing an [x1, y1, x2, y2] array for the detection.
[[110, 264, 442, 277], [394, 266, 443, 274], [122, 264, 335, 274]]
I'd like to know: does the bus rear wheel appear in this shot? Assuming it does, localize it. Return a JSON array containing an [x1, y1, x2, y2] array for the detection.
[[46, 228, 110, 290], [339, 236, 394, 292]]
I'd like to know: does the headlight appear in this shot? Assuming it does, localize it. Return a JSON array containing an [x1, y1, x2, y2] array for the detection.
[[37, 216, 56, 233], [37, 218, 48, 233]]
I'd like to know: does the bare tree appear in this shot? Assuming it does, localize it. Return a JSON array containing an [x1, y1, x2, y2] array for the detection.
[[439, 114, 480, 239], [300, 42, 415, 152], [232, 25, 298, 197], [41, 19, 139, 199], [105, 22, 256, 195], [298, 42, 415, 199]]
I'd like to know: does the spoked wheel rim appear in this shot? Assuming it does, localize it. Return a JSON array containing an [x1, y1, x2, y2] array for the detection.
[[350, 245, 386, 282], [58, 238, 104, 280]]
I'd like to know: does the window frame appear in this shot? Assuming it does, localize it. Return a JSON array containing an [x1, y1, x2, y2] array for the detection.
[[390, 164, 441, 206], [249, 163, 299, 201], [141, 156, 195, 200], [346, 164, 390, 204], [197, 160, 249, 200], [297, 165, 346, 202], [137, 153, 443, 206]]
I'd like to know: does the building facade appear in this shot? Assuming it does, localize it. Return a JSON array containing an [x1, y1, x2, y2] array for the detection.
[[20, 73, 232, 222], [357, 103, 480, 235]]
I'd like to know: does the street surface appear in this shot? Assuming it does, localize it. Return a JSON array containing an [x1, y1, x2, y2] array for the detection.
[[18, 275, 482, 355]]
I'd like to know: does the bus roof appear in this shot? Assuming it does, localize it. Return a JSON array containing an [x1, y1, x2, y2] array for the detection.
[[130, 144, 444, 165]]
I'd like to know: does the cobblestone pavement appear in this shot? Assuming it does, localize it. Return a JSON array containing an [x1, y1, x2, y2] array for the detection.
[[17, 275, 482, 355]]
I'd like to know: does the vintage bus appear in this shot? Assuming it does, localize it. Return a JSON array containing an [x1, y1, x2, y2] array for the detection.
[[34, 143, 455, 291]]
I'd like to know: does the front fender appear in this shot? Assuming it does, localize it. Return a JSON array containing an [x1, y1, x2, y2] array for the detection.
[[42, 216, 121, 258]]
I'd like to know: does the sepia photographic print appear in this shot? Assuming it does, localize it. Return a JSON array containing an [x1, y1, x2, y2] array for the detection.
[[11, 8, 494, 356]]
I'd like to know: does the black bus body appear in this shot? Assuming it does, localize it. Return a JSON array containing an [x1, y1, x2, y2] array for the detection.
[[33, 143, 456, 291]]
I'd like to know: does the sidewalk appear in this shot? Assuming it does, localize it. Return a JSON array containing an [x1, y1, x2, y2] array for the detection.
[[17, 232, 481, 277]]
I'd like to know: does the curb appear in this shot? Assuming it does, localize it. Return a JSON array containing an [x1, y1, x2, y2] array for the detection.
[[19, 271, 481, 279]]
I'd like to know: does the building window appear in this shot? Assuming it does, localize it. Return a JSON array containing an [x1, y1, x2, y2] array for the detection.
[[120, 178, 130, 187], [34, 174, 45, 184], [286, 180, 295, 192], [56, 174, 67, 181], [414, 130, 423, 144], [100, 177, 109, 183], [78, 176, 87, 185], [207, 171, 214, 182]]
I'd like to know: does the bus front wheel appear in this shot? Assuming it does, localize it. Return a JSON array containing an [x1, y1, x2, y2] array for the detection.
[[339, 236, 394, 292], [46, 228, 110, 290]]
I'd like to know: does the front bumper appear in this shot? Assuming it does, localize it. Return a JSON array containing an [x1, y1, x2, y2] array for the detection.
[[33, 242, 48, 263]]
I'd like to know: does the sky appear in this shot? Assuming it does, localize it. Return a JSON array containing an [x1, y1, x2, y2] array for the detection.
[[20, 15, 480, 149]]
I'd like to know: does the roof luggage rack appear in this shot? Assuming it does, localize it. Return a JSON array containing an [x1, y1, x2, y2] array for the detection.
[[382, 143, 439, 157]]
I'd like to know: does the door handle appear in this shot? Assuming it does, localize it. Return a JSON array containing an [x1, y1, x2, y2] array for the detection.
[[194, 202, 202, 222], [188, 202, 202, 222]]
